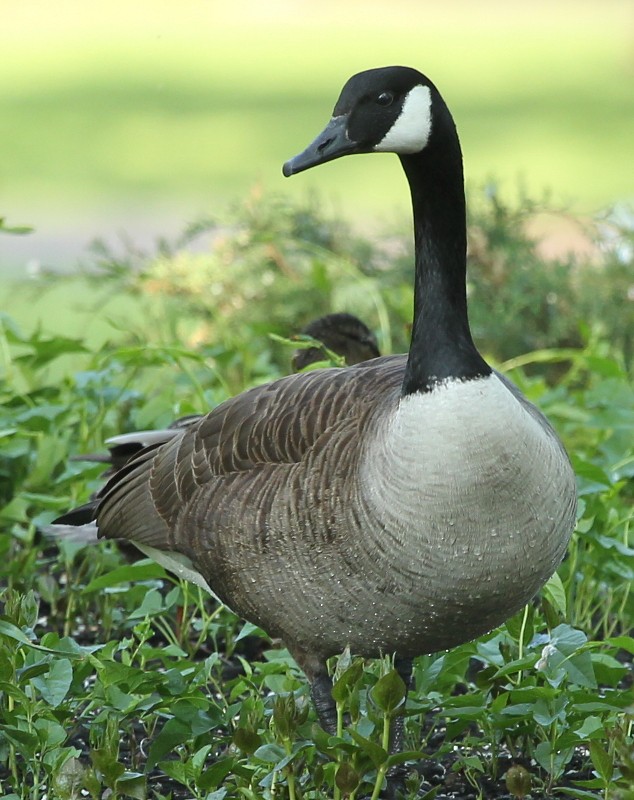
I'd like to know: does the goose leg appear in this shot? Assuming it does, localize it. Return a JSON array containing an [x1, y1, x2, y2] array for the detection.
[[310, 670, 338, 734], [292, 649, 339, 734], [389, 656, 414, 753]]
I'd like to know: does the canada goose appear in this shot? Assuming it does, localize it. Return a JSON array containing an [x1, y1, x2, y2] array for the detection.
[[71, 313, 380, 477], [292, 311, 380, 371], [52, 66, 576, 771]]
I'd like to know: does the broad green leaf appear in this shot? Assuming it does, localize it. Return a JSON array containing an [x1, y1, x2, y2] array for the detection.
[[146, 718, 193, 769], [90, 749, 125, 786], [607, 635, 634, 655], [335, 762, 360, 793], [83, 561, 167, 592], [589, 740, 613, 784], [532, 696, 566, 726], [233, 728, 262, 754], [491, 654, 538, 680], [52, 756, 86, 800], [236, 621, 267, 641], [0, 725, 39, 750], [386, 749, 426, 768], [533, 740, 574, 775], [202, 790, 228, 800], [571, 456, 612, 494], [253, 742, 287, 763], [370, 668, 407, 714], [0, 619, 32, 645], [34, 717, 67, 748], [541, 624, 596, 689], [199, 759, 235, 790], [349, 730, 387, 768], [590, 652, 628, 687], [31, 658, 73, 707], [117, 772, 146, 800], [16, 335, 88, 368], [159, 759, 191, 786], [574, 715, 606, 739], [331, 658, 364, 703]]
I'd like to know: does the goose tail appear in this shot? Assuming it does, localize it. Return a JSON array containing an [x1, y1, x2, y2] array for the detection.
[[40, 520, 100, 545]]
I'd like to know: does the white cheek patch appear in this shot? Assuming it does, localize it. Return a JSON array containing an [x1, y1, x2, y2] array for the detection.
[[374, 84, 432, 154]]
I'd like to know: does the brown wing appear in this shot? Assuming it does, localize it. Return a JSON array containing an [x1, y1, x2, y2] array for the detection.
[[96, 355, 405, 549]]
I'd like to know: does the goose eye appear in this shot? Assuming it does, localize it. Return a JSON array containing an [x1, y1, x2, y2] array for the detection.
[[376, 91, 394, 107]]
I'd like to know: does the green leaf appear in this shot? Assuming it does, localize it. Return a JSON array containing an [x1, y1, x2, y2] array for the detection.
[[116, 772, 146, 800], [590, 652, 628, 687], [574, 715, 606, 739], [253, 742, 287, 763], [52, 757, 86, 800], [386, 749, 425, 768], [202, 790, 228, 800], [370, 668, 407, 714], [542, 572, 567, 616], [199, 759, 235, 790], [17, 661, 51, 683], [589, 740, 613, 784], [556, 789, 607, 799], [83, 561, 167, 592], [31, 658, 73, 707], [90, 749, 125, 786], [533, 740, 574, 775], [159, 760, 191, 786], [331, 658, 364, 703], [571, 456, 613, 494], [532, 696, 566, 727], [607, 635, 634, 654], [273, 693, 295, 738], [146, 718, 193, 769], [0, 618, 33, 645], [335, 762, 360, 793], [0, 725, 39, 750], [539, 625, 596, 689], [233, 727, 262, 754], [491, 654, 538, 680], [17, 335, 88, 368], [349, 729, 388, 768], [235, 621, 267, 641]]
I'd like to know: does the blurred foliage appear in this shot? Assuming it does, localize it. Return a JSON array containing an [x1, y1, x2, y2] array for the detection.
[[466, 190, 634, 370], [0, 217, 33, 236], [41, 188, 634, 376]]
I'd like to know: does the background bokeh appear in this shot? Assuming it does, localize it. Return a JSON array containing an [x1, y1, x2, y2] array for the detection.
[[1, 0, 633, 277]]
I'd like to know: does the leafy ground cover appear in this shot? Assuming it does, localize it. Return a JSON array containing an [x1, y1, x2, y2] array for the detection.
[[0, 195, 633, 799]]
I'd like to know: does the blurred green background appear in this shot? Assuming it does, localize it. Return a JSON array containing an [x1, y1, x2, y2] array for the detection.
[[1, 0, 633, 274]]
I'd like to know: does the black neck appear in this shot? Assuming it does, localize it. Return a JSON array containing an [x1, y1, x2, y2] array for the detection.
[[400, 123, 490, 396]]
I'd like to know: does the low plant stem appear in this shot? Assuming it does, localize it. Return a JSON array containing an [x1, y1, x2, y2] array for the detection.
[[332, 697, 345, 800], [282, 738, 298, 800], [286, 767, 297, 800], [515, 603, 530, 684], [369, 713, 392, 800]]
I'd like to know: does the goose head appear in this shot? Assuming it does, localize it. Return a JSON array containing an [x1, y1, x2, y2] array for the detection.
[[283, 66, 445, 176], [292, 312, 380, 371], [284, 66, 482, 394]]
